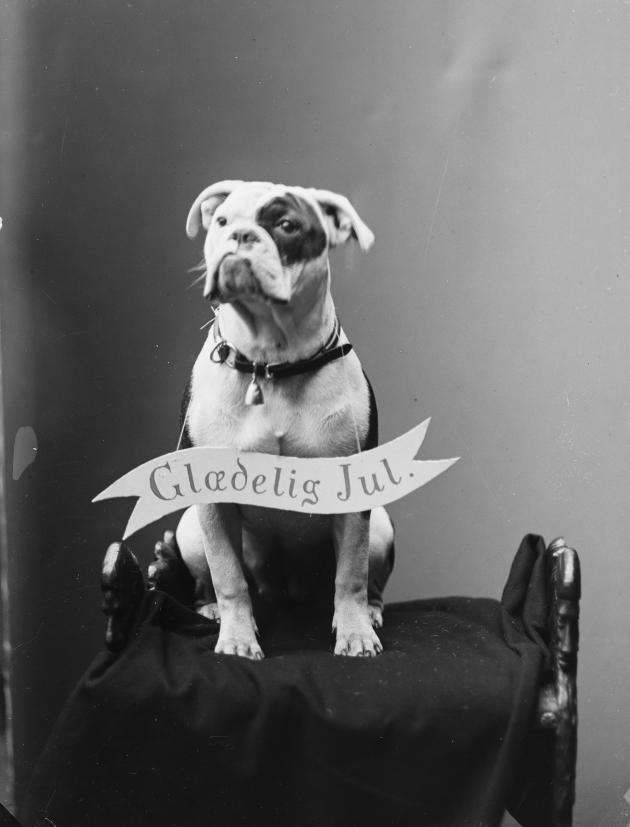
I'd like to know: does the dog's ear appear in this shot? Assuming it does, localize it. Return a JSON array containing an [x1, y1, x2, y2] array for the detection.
[[309, 189, 375, 251], [185, 180, 244, 239]]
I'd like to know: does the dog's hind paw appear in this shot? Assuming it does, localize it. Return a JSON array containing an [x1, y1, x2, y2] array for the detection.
[[197, 602, 221, 622], [368, 604, 383, 629]]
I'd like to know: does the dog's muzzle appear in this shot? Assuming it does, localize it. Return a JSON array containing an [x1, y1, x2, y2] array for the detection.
[[215, 254, 258, 300], [205, 225, 292, 305]]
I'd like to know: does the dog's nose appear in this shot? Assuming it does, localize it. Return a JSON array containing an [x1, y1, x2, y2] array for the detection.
[[229, 227, 259, 246]]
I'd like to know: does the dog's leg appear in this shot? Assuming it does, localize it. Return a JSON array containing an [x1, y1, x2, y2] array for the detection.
[[196, 502, 263, 660], [332, 511, 383, 657], [367, 506, 395, 629], [176, 506, 219, 620]]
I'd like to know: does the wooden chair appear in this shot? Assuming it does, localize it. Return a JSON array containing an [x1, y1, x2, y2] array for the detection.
[[101, 535, 580, 827]]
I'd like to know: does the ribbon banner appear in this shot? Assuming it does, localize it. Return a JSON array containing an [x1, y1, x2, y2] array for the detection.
[[93, 418, 459, 539]]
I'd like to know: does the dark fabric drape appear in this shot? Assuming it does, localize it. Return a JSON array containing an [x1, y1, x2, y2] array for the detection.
[[22, 535, 552, 827]]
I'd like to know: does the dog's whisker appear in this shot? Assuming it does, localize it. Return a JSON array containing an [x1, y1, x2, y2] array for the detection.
[[185, 260, 208, 290], [188, 271, 208, 290]]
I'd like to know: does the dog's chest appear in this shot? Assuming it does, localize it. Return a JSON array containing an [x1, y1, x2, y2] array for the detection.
[[187, 353, 368, 459]]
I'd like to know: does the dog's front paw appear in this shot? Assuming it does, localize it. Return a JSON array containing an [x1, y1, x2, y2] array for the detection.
[[215, 630, 264, 660], [334, 631, 382, 657], [214, 606, 263, 659], [197, 602, 221, 622], [333, 604, 383, 657]]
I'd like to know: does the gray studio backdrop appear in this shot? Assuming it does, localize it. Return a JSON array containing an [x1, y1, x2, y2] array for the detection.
[[1, 1, 629, 823]]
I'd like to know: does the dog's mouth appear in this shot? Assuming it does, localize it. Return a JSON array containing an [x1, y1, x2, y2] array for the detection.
[[207, 254, 290, 305]]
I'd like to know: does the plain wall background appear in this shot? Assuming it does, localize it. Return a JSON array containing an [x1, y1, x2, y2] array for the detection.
[[1, 1, 629, 822]]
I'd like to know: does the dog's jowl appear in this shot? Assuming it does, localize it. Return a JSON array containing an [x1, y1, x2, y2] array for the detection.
[[176, 180, 394, 659]]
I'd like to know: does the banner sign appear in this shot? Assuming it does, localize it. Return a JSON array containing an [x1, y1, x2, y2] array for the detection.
[[93, 418, 459, 539]]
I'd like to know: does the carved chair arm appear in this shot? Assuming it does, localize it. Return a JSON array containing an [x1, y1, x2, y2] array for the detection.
[[101, 542, 146, 652], [100, 533, 193, 652], [537, 537, 581, 827]]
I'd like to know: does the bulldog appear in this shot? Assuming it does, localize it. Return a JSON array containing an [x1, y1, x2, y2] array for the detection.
[[175, 180, 394, 659]]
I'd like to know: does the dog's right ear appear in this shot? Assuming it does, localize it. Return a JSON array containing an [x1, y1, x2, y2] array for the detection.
[[185, 180, 244, 239]]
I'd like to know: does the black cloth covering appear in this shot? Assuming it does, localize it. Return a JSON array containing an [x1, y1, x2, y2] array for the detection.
[[22, 535, 553, 827]]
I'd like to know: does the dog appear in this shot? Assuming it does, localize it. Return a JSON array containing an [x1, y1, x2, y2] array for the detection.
[[175, 180, 394, 659]]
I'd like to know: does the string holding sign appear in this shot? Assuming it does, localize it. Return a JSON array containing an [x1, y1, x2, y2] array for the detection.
[[93, 418, 459, 539]]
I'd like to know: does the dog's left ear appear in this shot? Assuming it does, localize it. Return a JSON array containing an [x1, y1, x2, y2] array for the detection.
[[310, 189, 375, 252]]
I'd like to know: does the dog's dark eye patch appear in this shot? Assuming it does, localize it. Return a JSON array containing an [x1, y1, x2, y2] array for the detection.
[[257, 194, 327, 265]]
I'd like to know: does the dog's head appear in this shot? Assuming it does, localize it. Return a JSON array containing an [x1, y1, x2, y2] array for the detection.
[[185, 180, 374, 306]]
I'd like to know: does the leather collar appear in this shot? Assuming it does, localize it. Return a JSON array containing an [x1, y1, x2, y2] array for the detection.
[[208, 315, 353, 380]]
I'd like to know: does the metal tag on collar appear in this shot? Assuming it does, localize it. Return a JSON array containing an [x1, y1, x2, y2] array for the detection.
[[245, 364, 264, 406]]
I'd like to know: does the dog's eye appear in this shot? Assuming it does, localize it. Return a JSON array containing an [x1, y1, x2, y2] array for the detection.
[[215, 216, 227, 227], [276, 219, 299, 233]]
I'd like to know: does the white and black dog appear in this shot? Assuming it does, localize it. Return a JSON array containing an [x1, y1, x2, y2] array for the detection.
[[175, 180, 394, 659]]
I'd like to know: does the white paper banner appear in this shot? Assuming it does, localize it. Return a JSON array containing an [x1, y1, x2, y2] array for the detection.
[[93, 418, 459, 539]]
